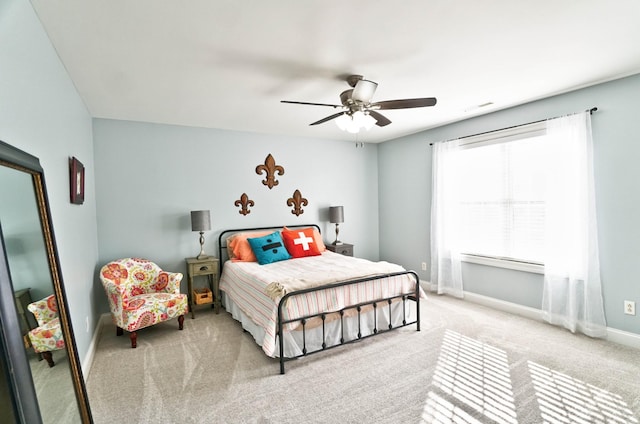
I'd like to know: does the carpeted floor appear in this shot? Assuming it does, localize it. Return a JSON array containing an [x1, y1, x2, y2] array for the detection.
[[86, 295, 640, 424], [29, 348, 82, 423]]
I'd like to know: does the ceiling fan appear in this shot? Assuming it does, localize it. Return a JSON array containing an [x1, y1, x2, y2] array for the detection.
[[281, 75, 437, 132]]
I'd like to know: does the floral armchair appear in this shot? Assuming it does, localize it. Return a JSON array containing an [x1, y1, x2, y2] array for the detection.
[[27, 294, 65, 367], [100, 258, 188, 348]]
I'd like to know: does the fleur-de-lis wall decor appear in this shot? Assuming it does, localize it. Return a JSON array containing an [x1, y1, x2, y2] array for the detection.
[[234, 193, 255, 216], [255, 153, 285, 189], [287, 189, 308, 216]]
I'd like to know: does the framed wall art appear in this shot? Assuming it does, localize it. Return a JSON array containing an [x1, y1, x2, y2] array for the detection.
[[69, 156, 85, 204]]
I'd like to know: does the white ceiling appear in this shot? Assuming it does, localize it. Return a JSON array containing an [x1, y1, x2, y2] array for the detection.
[[30, 0, 640, 143]]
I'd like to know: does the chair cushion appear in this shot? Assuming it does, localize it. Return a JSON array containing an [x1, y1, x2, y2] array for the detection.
[[28, 317, 65, 353], [121, 293, 188, 332]]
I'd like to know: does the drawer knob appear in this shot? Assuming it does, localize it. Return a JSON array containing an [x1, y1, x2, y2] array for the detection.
[[199, 266, 209, 271]]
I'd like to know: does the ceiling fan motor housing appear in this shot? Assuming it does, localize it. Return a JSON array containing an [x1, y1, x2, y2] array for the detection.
[[340, 89, 354, 107], [346, 74, 364, 87]]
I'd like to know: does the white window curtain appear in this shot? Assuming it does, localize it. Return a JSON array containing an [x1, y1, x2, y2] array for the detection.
[[542, 112, 607, 337], [430, 139, 464, 298]]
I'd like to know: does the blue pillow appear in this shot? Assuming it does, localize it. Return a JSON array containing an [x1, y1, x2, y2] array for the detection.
[[247, 231, 291, 265]]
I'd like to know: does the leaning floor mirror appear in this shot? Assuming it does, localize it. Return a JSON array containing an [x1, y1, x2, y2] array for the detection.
[[0, 140, 92, 423]]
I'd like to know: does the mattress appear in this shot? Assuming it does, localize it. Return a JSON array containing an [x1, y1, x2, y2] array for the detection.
[[219, 251, 422, 357]]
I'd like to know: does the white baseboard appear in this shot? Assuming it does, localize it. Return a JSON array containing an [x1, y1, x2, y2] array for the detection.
[[462, 291, 543, 322], [422, 282, 640, 350], [420, 280, 436, 293], [605, 327, 640, 350], [81, 313, 110, 380]]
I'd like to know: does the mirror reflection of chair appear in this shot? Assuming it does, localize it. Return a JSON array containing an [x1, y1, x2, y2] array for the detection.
[[99, 258, 188, 348], [27, 294, 65, 367]]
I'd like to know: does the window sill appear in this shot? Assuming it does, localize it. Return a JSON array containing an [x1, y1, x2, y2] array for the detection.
[[460, 254, 544, 274]]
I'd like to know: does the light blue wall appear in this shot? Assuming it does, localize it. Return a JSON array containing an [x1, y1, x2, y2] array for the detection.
[[0, 0, 99, 359], [92, 119, 379, 312], [379, 73, 640, 335]]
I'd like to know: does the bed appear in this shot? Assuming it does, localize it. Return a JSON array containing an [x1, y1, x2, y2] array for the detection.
[[218, 224, 423, 374]]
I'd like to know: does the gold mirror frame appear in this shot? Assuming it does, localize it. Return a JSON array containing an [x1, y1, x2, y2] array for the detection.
[[0, 140, 92, 423]]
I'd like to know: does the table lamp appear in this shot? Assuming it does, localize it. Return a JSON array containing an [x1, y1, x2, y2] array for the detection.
[[190, 210, 211, 259], [329, 206, 344, 245]]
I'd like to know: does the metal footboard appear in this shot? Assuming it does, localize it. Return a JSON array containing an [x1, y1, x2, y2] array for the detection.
[[277, 270, 421, 374]]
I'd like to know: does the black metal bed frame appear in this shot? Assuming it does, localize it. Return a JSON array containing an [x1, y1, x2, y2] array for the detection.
[[276, 270, 420, 374], [218, 224, 421, 374]]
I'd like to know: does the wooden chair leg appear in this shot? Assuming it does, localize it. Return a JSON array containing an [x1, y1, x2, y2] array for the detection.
[[42, 351, 55, 367], [129, 331, 137, 348], [178, 315, 184, 330], [116, 326, 123, 336]]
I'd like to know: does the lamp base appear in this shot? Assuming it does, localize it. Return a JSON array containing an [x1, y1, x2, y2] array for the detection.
[[332, 223, 342, 246], [197, 231, 208, 260]]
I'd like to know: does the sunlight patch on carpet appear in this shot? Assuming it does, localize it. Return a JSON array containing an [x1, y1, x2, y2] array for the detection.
[[421, 391, 484, 424], [528, 361, 638, 424], [427, 330, 518, 424]]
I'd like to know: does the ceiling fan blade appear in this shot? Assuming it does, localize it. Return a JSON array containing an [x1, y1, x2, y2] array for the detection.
[[368, 111, 392, 127], [309, 112, 345, 126], [281, 100, 341, 108], [373, 97, 437, 110]]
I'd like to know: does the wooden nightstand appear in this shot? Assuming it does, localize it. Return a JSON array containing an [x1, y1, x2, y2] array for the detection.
[[185, 257, 220, 318], [326, 243, 354, 257], [14, 288, 36, 336]]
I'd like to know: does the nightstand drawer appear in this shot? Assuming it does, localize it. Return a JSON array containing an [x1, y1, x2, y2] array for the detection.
[[326, 243, 353, 257], [191, 263, 218, 276]]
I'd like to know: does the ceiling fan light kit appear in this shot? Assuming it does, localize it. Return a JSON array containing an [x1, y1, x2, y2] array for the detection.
[[336, 111, 376, 133], [281, 75, 437, 134]]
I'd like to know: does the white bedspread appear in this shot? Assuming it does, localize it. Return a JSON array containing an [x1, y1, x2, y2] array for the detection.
[[219, 251, 422, 357], [264, 255, 405, 300]]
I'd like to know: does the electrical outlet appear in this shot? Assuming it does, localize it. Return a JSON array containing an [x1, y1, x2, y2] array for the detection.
[[85, 316, 90, 332], [421, 262, 427, 271], [624, 301, 636, 316]]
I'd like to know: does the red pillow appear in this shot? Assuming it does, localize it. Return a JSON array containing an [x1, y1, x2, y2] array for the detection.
[[282, 228, 321, 258], [283, 226, 326, 252]]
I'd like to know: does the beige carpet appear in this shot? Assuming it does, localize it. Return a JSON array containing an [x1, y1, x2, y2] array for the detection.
[[86, 295, 640, 424], [29, 348, 82, 424]]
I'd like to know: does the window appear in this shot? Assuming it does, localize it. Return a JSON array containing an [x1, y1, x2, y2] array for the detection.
[[454, 123, 551, 267], [432, 111, 606, 333]]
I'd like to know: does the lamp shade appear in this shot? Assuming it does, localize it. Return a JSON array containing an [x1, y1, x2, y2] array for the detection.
[[190, 210, 211, 232], [329, 206, 344, 224]]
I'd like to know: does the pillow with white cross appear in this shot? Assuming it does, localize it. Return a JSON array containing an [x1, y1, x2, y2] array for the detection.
[[281, 228, 321, 258]]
